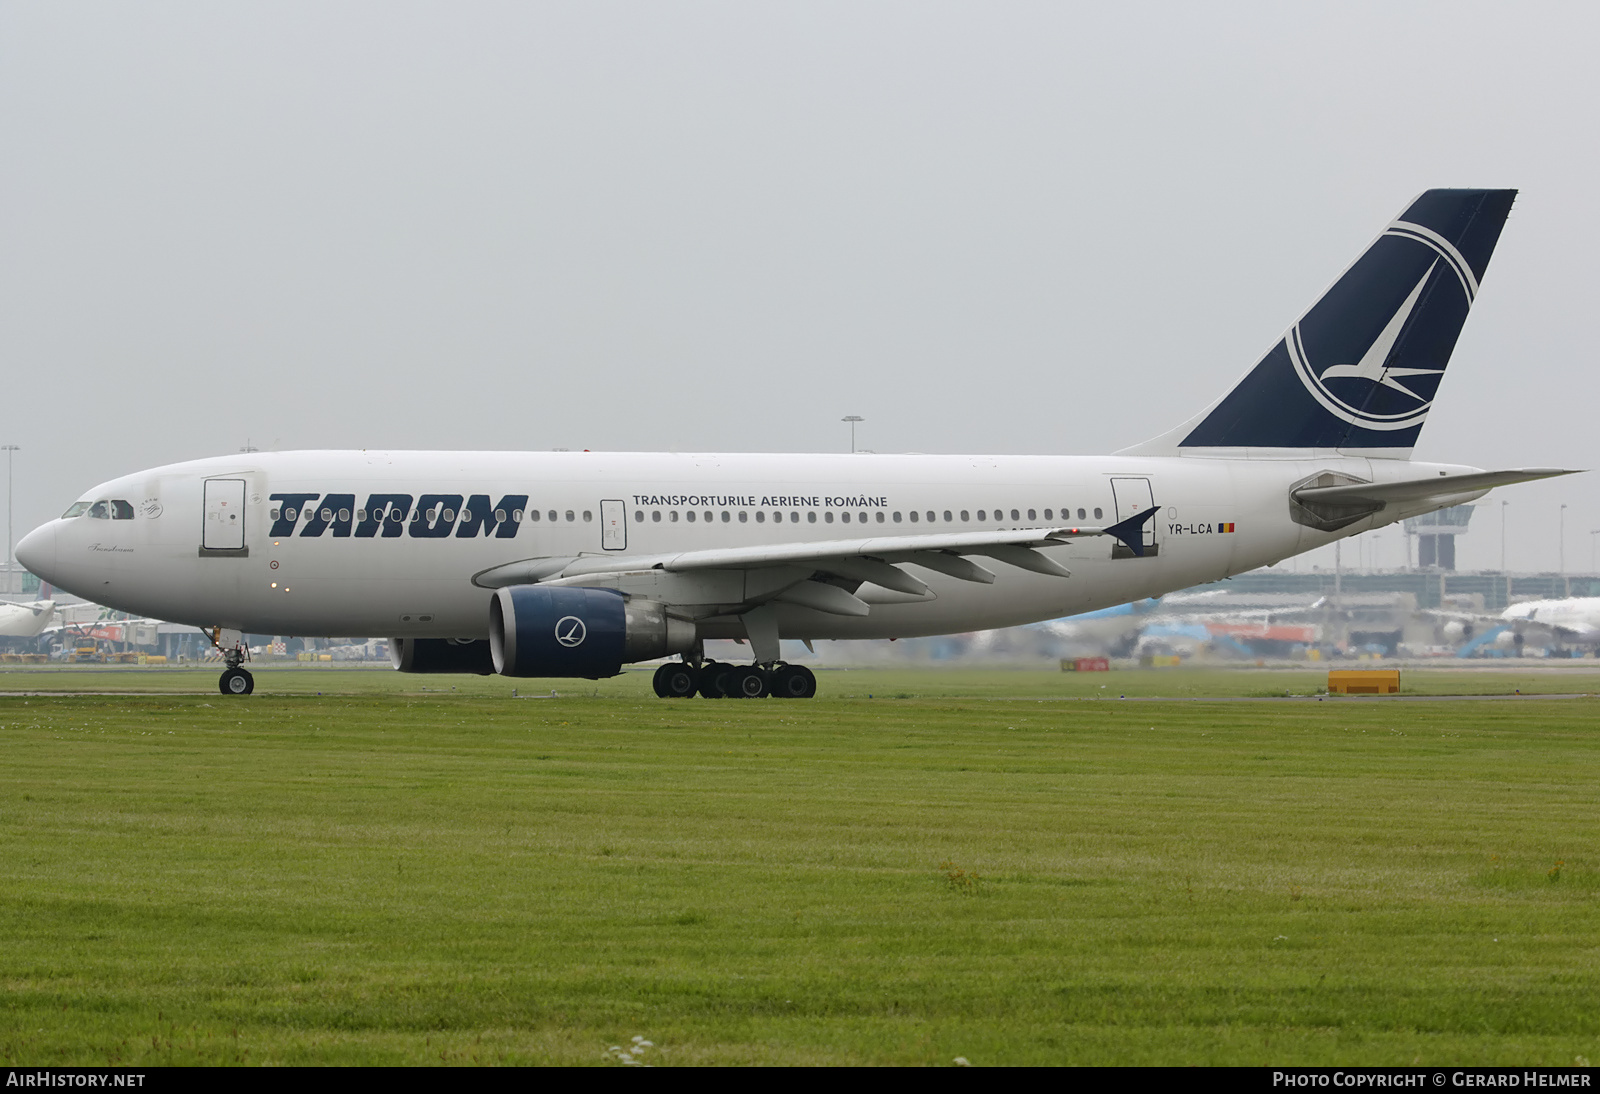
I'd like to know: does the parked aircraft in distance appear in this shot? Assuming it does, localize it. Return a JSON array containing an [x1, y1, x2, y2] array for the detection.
[[1041, 592, 1331, 660], [1501, 597, 1600, 645], [0, 586, 56, 639], [15, 189, 1579, 698], [1035, 598, 1163, 655]]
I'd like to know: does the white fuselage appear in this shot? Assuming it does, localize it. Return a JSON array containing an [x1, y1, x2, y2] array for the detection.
[[18, 450, 1484, 642]]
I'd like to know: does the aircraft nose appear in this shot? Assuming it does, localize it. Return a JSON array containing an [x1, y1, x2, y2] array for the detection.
[[15, 522, 58, 584]]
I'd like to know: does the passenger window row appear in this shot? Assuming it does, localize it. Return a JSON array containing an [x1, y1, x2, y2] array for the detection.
[[267, 507, 599, 524], [627, 505, 1105, 526], [261, 503, 1105, 529], [69, 494, 1103, 530]]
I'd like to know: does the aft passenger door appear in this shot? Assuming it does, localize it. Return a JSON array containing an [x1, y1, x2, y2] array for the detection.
[[1109, 477, 1158, 558]]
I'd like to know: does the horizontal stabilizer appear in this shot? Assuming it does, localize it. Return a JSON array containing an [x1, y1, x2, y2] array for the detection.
[[1291, 467, 1580, 507]]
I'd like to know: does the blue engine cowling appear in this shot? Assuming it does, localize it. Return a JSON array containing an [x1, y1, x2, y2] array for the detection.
[[489, 585, 694, 678]]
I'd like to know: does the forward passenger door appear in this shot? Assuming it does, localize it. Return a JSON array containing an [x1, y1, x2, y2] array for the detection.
[[201, 479, 247, 554]]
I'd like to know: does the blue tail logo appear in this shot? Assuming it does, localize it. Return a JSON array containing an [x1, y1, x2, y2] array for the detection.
[[1289, 220, 1479, 433], [1168, 189, 1515, 452]]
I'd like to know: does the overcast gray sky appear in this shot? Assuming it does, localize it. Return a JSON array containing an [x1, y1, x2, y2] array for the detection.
[[2, 1, 1595, 575]]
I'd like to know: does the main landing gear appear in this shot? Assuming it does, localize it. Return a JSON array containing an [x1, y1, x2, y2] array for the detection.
[[651, 660, 817, 700], [207, 626, 254, 696]]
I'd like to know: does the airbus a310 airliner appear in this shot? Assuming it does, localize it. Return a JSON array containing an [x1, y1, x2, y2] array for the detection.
[[16, 189, 1576, 698]]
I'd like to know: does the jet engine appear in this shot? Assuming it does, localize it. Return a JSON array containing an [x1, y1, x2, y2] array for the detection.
[[390, 637, 496, 675], [489, 585, 695, 678]]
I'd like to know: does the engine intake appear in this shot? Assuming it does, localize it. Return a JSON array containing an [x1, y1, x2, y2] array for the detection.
[[489, 585, 695, 678]]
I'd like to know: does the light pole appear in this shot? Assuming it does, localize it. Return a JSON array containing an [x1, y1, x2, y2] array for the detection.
[[841, 416, 864, 454], [1560, 504, 1568, 578], [1500, 499, 1510, 612], [2, 445, 17, 586], [1500, 500, 1508, 572]]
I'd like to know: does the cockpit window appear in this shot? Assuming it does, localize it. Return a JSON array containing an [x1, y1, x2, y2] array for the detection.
[[62, 501, 92, 519], [111, 500, 135, 520], [87, 500, 111, 519]]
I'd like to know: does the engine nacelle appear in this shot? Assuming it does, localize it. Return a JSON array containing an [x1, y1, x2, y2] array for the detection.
[[489, 585, 695, 678], [389, 637, 496, 675]]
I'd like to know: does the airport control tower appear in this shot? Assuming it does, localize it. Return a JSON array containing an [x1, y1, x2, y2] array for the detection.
[[1403, 504, 1475, 570]]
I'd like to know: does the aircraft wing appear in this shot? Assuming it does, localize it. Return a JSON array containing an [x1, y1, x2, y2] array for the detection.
[[569, 525, 1106, 579], [1291, 467, 1580, 508], [474, 508, 1162, 615]]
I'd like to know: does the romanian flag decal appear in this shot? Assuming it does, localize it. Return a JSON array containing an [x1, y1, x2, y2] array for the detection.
[[1219, 522, 1236, 533]]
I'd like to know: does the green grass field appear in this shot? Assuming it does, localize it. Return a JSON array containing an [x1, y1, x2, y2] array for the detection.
[[2, 666, 1598, 1065]]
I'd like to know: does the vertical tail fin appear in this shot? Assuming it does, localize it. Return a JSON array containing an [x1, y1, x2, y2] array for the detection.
[[1120, 189, 1516, 457]]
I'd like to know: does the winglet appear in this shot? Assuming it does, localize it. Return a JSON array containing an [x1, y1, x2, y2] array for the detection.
[[1104, 505, 1161, 557]]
